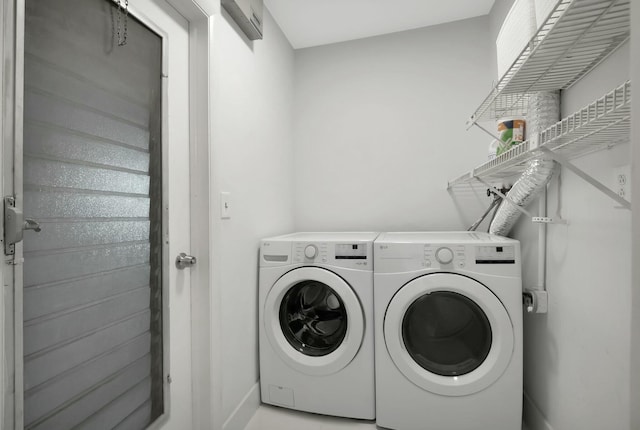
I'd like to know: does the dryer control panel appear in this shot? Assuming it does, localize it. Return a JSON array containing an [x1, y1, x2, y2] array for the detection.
[[475, 245, 516, 264], [375, 240, 520, 276], [424, 245, 467, 269]]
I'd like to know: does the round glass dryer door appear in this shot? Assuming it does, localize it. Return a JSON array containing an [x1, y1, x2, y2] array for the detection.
[[264, 267, 365, 376], [384, 273, 514, 396], [402, 291, 492, 377]]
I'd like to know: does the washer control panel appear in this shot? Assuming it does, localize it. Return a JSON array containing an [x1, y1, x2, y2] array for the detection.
[[293, 242, 370, 268], [335, 243, 367, 260]]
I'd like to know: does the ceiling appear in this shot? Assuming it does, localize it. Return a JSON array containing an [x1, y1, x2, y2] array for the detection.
[[264, 0, 496, 49]]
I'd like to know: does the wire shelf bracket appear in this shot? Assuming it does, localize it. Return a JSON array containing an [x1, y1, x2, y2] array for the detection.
[[538, 147, 631, 210]]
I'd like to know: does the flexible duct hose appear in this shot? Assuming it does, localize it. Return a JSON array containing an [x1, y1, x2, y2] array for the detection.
[[489, 92, 560, 236], [489, 158, 556, 236]]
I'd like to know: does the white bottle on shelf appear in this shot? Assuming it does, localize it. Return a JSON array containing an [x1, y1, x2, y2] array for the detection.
[[488, 140, 500, 160]]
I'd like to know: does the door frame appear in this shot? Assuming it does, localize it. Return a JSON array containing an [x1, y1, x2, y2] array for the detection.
[[1, 0, 24, 426], [0, 0, 219, 428]]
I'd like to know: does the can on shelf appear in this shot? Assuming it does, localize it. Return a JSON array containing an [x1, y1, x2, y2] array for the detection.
[[497, 118, 526, 155]]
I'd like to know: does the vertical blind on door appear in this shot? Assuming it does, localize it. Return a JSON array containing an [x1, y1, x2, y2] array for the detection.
[[22, 0, 163, 428]]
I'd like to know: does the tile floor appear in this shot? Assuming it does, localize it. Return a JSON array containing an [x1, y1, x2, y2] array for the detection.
[[245, 405, 376, 430], [245, 405, 529, 429]]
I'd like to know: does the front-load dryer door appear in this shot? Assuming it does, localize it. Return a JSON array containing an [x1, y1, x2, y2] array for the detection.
[[384, 273, 514, 396], [264, 267, 365, 376]]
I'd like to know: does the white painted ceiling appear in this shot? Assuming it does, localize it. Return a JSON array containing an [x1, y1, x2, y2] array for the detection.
[[264, 0, 496, 49]]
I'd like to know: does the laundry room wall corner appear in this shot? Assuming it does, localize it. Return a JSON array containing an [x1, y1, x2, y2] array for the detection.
[[210, 5, 295, 428]]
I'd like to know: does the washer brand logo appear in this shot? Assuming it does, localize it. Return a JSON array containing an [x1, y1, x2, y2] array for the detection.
[[379, 245, 388, 250]]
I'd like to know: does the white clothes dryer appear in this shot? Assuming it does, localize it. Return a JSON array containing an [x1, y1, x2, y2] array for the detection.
[[374, 232, 523, 430], [259, 232, 378, 419]]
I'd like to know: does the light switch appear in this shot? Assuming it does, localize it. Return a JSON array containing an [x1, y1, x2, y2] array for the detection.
[[220, 192, 231, 219]]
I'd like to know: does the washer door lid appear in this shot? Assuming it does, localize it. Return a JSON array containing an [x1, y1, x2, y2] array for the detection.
[[264, 267, 365, 376], [384, 273, 514, 396]]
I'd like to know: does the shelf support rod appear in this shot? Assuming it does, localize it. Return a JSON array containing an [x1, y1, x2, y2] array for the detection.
[[473, 177, 534, 218], [538, 147, 631, 210], [537, 187, 547, 291], [471, 122, 502, 142], [523, 187, 550, 314]]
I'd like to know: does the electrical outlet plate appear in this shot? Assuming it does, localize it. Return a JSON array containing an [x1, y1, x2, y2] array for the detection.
[[613, 165, 631, 202], [523, 289, 548, 314]]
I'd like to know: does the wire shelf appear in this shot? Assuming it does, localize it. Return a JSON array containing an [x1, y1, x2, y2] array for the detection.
[[450, 81, 631, 190], [470, 0, 630, 123]]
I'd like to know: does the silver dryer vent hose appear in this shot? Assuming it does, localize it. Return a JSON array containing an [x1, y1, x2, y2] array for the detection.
[[488, 158, 556, 236]]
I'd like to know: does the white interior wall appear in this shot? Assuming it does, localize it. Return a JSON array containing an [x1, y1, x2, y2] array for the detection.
[[292, 16, 493, 232], [210, 9, 295, 427], [630, 1, 639, 429], [512, 47, 631, 430]]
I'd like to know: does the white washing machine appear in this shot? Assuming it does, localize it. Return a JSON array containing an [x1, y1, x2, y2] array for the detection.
[[374, 232, 523, 430], [259, 232, 378, 419]]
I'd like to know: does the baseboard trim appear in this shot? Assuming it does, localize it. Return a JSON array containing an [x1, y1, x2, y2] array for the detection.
[[223, 383, 260, 430], [523, 391, 554, 430]]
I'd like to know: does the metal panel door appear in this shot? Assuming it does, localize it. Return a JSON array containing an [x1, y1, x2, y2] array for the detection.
[[2, 0, 194, 428]]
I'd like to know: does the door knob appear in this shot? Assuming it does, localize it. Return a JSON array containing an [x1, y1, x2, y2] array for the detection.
[[176, 252, 197, 269]]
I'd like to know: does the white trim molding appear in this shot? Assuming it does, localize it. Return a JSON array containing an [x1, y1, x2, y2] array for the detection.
[[630, 1, 640, 429], [523, 392, 554, 430], [160, 1, 219, 429], [223, 383, 261, 430]]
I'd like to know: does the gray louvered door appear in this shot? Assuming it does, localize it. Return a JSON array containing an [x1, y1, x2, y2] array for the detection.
[[22, 0, 164, 428]]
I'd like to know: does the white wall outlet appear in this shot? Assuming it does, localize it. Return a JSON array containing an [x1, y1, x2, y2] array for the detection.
[[523, 289, 548, 314], [613, 165, 631, 201], [220, 192, 231, 219]]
